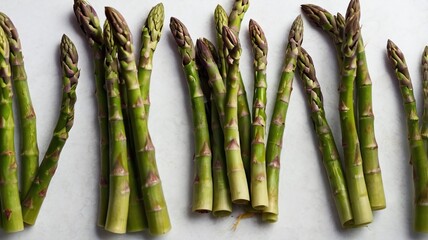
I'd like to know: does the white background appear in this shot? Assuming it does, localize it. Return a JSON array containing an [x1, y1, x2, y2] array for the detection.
[[1, 0, 427, 239]]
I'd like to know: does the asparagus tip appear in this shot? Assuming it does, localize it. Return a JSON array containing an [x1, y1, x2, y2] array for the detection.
[[289, 14, 304, 45]]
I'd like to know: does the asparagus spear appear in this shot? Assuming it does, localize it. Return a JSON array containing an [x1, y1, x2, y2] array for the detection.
[[102, 20, 130, 234], [228, 0, 251, 180], [22, 35, 79, 225], [387, 40, 428, 233], [0, 13, 39, 199], [356, 36, 385, 210], [138, 3, 164, 115], [196, 39, 232, 216], [421, 46, 428, 151], [106, 7, 171, 235], [338, 1, 372, 225], [222, 25, 250, 204], [263, 15, 303, 222], [169, 17, 213, 212], [297, 47, 353, 227], [0, 25, 23, 233], [214, 5, 229, 82], [248, 19, 269, 210], [73, 0, 109, 227]]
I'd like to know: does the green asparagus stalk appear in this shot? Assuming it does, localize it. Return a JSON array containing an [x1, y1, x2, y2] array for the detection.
[[195, 39, 232, 216], [0, 13, 39, 199], [228, 0, 251, 180], [421, 46, 428, 151], [73, 0, 109, 227], [214, 5, 229, 81], [356, 36, 385, 210], [387, 40, 428, 233], [297, 47, 353, 227], [0, 25, 23, 233], [102, 20, 130, 234], [338, 1, 372, 226], [22, 35, 79, 225], [106, 7, 171, 235], [138, 3, 164, 115], [262, 15, 303, 222], [222, 25, 250, 204], [248, 19, 269, 210], [169, 17, 213, 212]]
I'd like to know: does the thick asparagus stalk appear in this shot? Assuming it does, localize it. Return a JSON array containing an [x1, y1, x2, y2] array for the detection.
[[73, 0, 109, 227], [421, 46, 428, 150], [248, 19, 269, 210], [22, 35, 79, 225], [356, 36, 385, 210], [262, 15, 303, 222], [196, 39, 232, 216], [102, 20, 130, 234], [338, 1, 372, 226], [106, 7, 171, 235], [222, 26, 250, 204], [387, 40, 428, 233], [228, 0, 251, 180], [0, 13, 39, 199], [169, 17, 213, 212], [214, 5, 228, 82], [138, 3, 164, 115], [0, 25, 23, 233], [297, 47, 353, 227]]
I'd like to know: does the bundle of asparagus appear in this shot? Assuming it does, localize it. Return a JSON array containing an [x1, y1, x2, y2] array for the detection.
[[386, 40, 428, 233], [298, 0, 385, 227], [170, 0, 303, 222], [73, 0, 171, 235], [0, 12, 79, 233]]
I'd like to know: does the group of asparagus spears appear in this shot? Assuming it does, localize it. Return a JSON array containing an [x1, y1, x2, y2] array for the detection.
[[0, 14, 79, 233], [73, 0, 171, 235], [386, 38, 428, 232]]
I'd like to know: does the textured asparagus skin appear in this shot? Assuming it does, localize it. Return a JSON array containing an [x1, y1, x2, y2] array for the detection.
[[249, 19, 269, 210], [422, 46, 428, 152], [103, 20, 130, 234], [214, 5, 229, 81], [0, 25, 23, 233], [22, 35, 79, 226], [297, 47, 353, 227], [262, 15, 302, 222], [170, 17, 213, 213], [356, 36, 385, 210], [0, 13, 39, 199], [387, 40, 428, 233], [339, 1, 372, 226], [106, 7, 171, 235], [73, 0, 109, 227]]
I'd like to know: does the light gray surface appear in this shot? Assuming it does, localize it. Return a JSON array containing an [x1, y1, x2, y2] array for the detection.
[[0, 0, 426, 239]]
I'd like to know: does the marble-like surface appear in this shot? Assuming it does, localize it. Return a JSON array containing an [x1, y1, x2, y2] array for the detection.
[[0, 0, 426, 239]]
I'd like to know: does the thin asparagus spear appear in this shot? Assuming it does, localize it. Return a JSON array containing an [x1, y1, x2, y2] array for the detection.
[[0, 25, 23, 233], [196, 39, 232, 216], [22, 35, 79, 225], [0, 13, 39, 199], [222, 25, 250, 204], [421, 46, 428, 151], [169, 17, 213, 212], [249, 19, 269, 210], [228, 0, 251, 180], [297, 47, 353, 227], [338, 1, 372, 226], [262, 15, 303, 222], [356, 36, 385, 210], [103, 20, 130, 234], [73, 0, 109, 227], [138, 3, 164, 115], [387, 40, 428, 233], [106, 7, 171, 235], [214, 5, 229, 81]]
